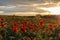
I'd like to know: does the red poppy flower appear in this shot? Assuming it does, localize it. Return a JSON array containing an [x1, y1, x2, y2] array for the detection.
[[12, 27, 19, 33], [19, 23, 23, 28], [35, 24, 40, 31], [0, 17, 5, 21], [0, 24, 4, 28], [48, 24, 54, 31], [29, 24, 35, 30], [21, 27, 27, 33], [40, 20, 44, 26], [24, 20, 28, 24], [24, 20, 28, 26], [0, 24, 2, 28], [12, 22, 19, 27]]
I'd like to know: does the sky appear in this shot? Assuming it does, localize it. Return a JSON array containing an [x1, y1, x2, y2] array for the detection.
[[0, 0, 60, 16]]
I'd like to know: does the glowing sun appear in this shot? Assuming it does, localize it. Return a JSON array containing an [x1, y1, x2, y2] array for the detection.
[[40, 6, 60, 15]]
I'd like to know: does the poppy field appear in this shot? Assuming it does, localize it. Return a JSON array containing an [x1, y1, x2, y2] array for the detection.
[[0, 15, 60, 40]]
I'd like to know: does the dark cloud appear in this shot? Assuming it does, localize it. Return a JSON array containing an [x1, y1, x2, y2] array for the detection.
[[0, 0, 42, 5], [0, 0, 60, 6]]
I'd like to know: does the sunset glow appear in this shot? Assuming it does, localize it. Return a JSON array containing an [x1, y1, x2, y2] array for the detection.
[[39, 6, 60, 15]]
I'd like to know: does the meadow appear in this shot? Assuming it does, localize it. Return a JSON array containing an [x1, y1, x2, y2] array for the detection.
[[0, 15, 60, 40]]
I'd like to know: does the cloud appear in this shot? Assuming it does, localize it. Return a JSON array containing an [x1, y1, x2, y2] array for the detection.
[[0, 4, 49, 12], [0, 2, 58, 16], [35, 2, 60, 8], [0, 5, 34, 12], [0, 0, 60, 6], [0, 0, 60, 16], [0, 5, 17, 9], [0, 11, 4, 13], [0, 12, 50, 16]]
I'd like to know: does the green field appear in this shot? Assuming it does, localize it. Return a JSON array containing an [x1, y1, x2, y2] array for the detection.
[[0, 15, 60, 40]]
